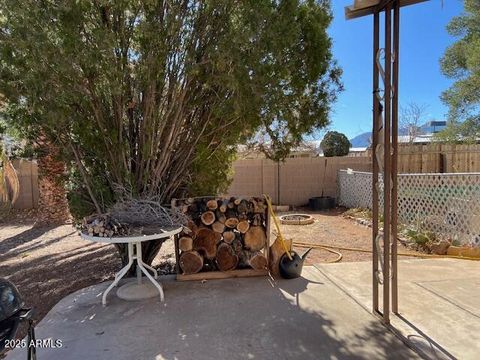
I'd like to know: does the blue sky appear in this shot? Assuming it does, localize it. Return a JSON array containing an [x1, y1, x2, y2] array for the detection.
[[326, 0, 464, 140]]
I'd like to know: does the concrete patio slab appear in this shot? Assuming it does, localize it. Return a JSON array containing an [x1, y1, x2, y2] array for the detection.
[[315, 259, 480, 360], [6, 266, 419, 360]]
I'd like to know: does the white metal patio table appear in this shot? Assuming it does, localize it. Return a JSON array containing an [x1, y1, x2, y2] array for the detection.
[[81, 227, 182, 305]]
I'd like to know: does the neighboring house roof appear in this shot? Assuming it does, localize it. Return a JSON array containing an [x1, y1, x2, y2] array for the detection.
[[237, 140, 322, 158], [398, 134, 435, 144], [350, 147, 367, 152]]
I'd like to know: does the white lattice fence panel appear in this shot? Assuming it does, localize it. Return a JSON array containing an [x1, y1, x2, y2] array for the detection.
[[337, 170, 374, 209], [397, 173, 480, 245], [338, 170, 480, 245]]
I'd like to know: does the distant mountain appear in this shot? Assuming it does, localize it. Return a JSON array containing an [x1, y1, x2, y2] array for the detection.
[[350, 132, 372, 147], [349, 121, 446, 148]]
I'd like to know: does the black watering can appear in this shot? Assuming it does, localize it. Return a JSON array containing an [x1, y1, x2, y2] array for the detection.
[[279, 248, 313, 279], [263, 194, 314, 279]]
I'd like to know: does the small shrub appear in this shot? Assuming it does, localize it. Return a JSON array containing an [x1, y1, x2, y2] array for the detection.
[[404, 228, 437, 247], [320, 131, 351, 157]]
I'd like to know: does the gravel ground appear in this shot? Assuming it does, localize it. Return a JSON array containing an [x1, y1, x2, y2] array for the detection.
[[0, 207, 421, 331]]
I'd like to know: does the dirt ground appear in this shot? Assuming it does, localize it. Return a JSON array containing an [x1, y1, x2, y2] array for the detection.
[[0, 207, 420, 329], [0, 211, 176, 334], [279, 208, 421, 264]]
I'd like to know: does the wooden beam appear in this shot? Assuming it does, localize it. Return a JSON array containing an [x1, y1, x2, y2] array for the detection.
[[345, 0, 428, 20], [176, 269, 268, 281]]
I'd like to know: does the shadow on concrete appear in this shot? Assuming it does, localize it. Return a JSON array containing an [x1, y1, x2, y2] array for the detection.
[[394, 314, 456, 360], [5, 268, 419, 360]]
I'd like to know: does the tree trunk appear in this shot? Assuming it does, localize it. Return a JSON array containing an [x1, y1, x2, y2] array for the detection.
[[37, 142, 71, 224]]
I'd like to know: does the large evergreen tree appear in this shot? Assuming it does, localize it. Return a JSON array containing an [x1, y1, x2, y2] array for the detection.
[[438, 0, 480, 143], [0, 0, 341, 213]]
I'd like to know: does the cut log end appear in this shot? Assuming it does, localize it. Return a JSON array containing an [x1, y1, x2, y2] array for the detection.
[[206, 199, 218, 211], [216, 243, 239, 271], [194, 228, 218, 259], [244, 226, 267, 251], [248, 252, 267, 270], [225, 217, 239, 229], [201, 211, 215, 226], [223, 231, 235, 244], [179, 236, 193, 252], [215, 210, 226, 224], [219, 199, 229, 213], [269, 237, 293, 277], [180, 251, 203, 274], [236, 220, 250, 234], [212, 221, 226, 234]]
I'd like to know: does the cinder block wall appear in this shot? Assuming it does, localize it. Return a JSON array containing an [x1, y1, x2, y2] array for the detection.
[[227, 156, 371, 206]]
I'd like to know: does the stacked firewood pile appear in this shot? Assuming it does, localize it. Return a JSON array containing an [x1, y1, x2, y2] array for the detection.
[[81, 214, 131, 237], [80, 198, 187, 238], [174, 197, 269, 274]]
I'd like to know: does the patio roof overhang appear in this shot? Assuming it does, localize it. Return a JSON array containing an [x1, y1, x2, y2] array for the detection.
[[345, 0, 429, 20]]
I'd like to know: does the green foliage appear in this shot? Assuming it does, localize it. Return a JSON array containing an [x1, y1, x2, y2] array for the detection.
[[439, 0, 480, 137], [405, 228, 436, 247], [66, 166, 115, 221], [188, 144, 236, 197], [344, 207, 372, 220], [0, 0, 341, 215], [320, 131, 350, 157], [434, 116, 480, 144]]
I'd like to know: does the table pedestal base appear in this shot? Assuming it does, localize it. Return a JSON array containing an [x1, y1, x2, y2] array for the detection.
[[116, 281, 160, 301], [102, 241, 164, 305]]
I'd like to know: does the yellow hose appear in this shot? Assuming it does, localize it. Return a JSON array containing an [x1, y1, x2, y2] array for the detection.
[[263, 208, 479, 263], [293, 241, 480, 261], [309, 245, 343, 263]]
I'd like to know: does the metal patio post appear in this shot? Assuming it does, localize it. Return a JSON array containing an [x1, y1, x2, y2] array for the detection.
[[345, 0, 424, 324]]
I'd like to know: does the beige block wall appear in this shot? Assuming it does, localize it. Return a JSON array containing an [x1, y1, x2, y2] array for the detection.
[[227, 144, 480, 206], [227, 156, 371, 206]]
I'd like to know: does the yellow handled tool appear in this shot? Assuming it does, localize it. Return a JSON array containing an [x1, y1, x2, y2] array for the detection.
[[264, 194, 293, 261]]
